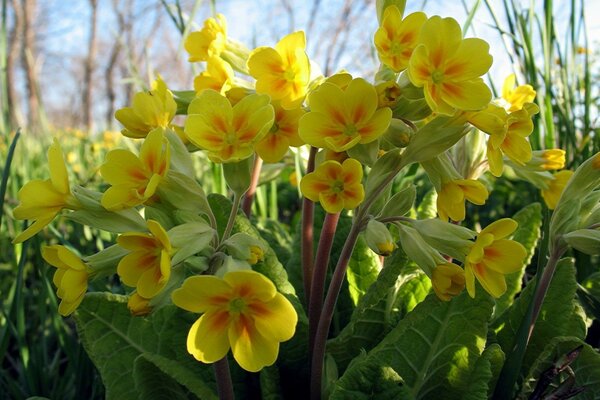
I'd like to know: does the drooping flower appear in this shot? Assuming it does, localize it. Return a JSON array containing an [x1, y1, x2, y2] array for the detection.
[[41, 245, 91, 316], [184, 90, 274, 163], [487, 103, 539, 176], [541, 170, 574, 210], [100, 128, 170, 210], [465, 218, 527, 298], [501, 74, 536, 112], [248, 31, 310, 110], [115, 77, 177, 139], [299, 78, 392, 152], [13, 139, 80, 243], [171, 270, 297, 372], [184, 14, 227, 62], [374, 7, 427, 72], [436, 179, 488, 222], [300, 158, 365, 214], [255, 101, 305, 163], [432, 263, 465, 301], [117, 219, 173, 299], [128, 292, 152, 316], [193, 56, 234, 94], [407, 16, 493, 115]]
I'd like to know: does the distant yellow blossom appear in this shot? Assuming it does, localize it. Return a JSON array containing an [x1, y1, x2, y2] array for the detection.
[[501, 74, 536, 112], [541, 170, 573, 209], [172, 270, 297, 372], [193, 56, 234, 94], [248, 31, 310, 109], [465, 219, 526, 298], [437, 179, 488, 222], [299, 78, 392, 152], [374, 7, 427, 72], [255, 101, 305, 163], [184, 90, 274, 163], [42, 245, 90, 316], [185, 14, 227, 62], [300, 158, 364, 214], [432, 263, 465, 301], [13, 139, 80, 243], [117, 220, 173, 299], [408, 16, 492, 115]]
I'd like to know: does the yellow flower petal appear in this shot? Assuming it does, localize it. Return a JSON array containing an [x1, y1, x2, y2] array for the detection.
[[172, 275, 232, 313], [187, 313, 231, 363], [483, 240, 526, 274], [229, 314, 279, 372], [224, 270, 276, 302], [48, 139, 69, 195], [252, 293, 297, 342], [480, 218, 517, 239]]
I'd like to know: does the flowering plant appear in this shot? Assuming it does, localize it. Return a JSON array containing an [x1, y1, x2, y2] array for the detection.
[[10, 1, 600, 399]]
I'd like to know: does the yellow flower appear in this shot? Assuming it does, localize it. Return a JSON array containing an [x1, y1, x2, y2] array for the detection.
[[407, 16, 492, 115], [100, 129, 170, 210], [501, 74, 536, 112], [184, 90, 274, 163], [523, 149, 566, 171], [299, 78, 392, 152], [437, 179, 488, 222], [42, 245, 90, 316], [184, 14, 227, 62], [117, 220, 173, 299], [300, 158, 364, 214], [171, 270, 297, 372], [13, 139, 80, 243], [255, 101, 305, 163], [541, 170, 574, 210], [375, 80, 402, 108], [432, 263, 465, 301], [128, 292, 152, 316], [374, 7, 427, 72], [248, 31, 310, 110], [115, 77, 177, 139], [193, 56, 234, 94], [487, 103, 538, 176], [465, 219, 527, 298]]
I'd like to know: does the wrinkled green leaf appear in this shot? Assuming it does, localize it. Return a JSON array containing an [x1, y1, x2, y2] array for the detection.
[[346, 236, 381, 305], [332, 291, 494, 399], [133, 355, 193, 400], [260, 365, 283, 400], [463, 344, 505, 400]]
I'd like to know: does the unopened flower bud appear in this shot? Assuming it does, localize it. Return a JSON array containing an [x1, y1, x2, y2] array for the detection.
[[382, 118, 413, 148], [365, 219, 396, 256], [431, 263, 465, 301], [563, 229, 600, 255], [128, 292, 152, 316]]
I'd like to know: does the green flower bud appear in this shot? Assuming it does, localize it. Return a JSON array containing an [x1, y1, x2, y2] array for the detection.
[[376, 0, 406, 23], [379, 185, 415, 218], [214, 254, 252, 278], [396, 224, 445, 277], [220, 233, 266, 265], [365, 219, 396, 256], [84, 245, 129, 278], [223, 156, 254, 197], [563, 229, 600, 255], [168, 222, 215, 265], [382, 118, 413, 148], [411, 218, 474, 262], [346, 140, 380, 167], [157, 170, 213, 215]]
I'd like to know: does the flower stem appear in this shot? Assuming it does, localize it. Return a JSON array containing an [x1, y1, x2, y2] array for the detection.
[[213, 357, 235, 400], [222, 193, 241, 243], [301, 146, 318, 305], [310, 221, 362, 399], [242, 156, 263, 217], [308, 211, 340, 354]]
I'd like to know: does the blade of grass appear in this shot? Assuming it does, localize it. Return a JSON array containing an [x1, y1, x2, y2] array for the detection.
[[0, 128, 20, 229]]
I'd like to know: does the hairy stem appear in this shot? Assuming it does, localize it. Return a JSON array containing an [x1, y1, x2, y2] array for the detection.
[[242, 156, 263, 217], [308, 211, 340, 355], [213, 357, 235, 400], [222, 193, 241, 243], [301, 146, 318, 305]]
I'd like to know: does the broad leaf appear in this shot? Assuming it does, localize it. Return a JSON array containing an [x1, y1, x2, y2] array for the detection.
[[346, 236, 381, 305], [133, 355, 193, 400], [332, 291, 494, 399], [463, 344, 505, 400]]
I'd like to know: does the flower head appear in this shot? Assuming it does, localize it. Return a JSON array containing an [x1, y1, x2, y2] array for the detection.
[[172, 270, 297, 372], [542, 170, 574, 210], [248, 31, 310, 109], [42, 245, 91, 316], [299, 78, 392, 152], [255, 101, 305, 163], [13, 139, 80, 243], [193, 56, 234, 94], [437, 179, 488, 222], [185, 90, 274, 163], [465, 219, 527, 298], [100, 128, 170, 210], [374, 8, 427, 72], [185, 14, 227, 62], [501, 74, 536, 112], [128, 292, 152, 316], [115, 77, 177, 139], [117, 220, 173, 298], [408, 16, 493, 115], [432, 263, 465, 301], [300, 158, 364, 214]]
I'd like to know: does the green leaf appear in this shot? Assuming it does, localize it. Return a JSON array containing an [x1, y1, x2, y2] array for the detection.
[[388, 265, 431, 327], [521, 337, 600, 399], [332, 291, 494, 399], [579, 272, 600, 320], [259, 365, 283, 400], [494, 202, 542, 318], [346, 236, 381, 305], [463, 344, 505, 400], [416, 189, 437, 220], [133, 355, 193, 400], [256, 219, 293, 267], [74, 293, 218, 400], [492, 258, 586, 383]]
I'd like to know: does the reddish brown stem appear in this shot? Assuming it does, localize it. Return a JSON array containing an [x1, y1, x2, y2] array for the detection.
[[242, 156, 263, 217], [301, 146, 318, 305], [308, 211, 341, 355]]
